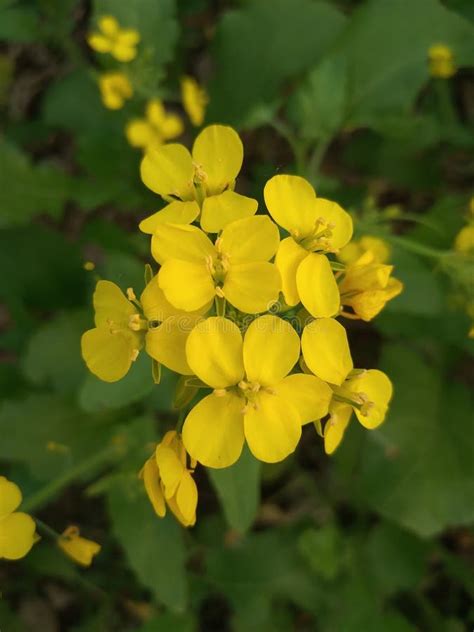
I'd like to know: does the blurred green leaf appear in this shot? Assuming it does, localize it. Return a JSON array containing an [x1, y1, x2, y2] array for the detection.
[[0, 2, 37, 42], [298, 524, 343, 581], [137, 613, 195, 632]]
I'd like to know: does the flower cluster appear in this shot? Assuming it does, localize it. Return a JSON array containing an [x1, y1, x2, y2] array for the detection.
[[81, 124, 403, 527], [428, 43, 457, 79]]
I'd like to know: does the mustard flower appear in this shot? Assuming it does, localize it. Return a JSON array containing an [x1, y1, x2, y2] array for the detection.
[[141, 431, 198, 527], [153, 216, 281, 314], [301, 318, 393, 453], [428, 44, 456, 79], [98, 72, 133, 110], [338, 236, 391, 265], [139, 125, 258, 233], [181, 76, 208, 127], [58, 526, 101, 566], [126, 100, 183, 153], [88, 15, 140, 62], [0, 477, 36, 560], [264, 174, 353, 318], [454, 224, 474, 254], [182, 315, 332, 468]]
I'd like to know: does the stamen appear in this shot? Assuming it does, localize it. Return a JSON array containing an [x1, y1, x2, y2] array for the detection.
[[215, 286, 225, 298], [214, 388, 227, 397], [131, 349, 139, 362], [127, 288, 137, 301]]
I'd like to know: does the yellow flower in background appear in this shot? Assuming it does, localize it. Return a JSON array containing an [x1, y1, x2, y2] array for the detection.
[[301, 318, 392, 453], [339, 251, 403, 321], [0, 477, 36, 560], [428, 44, 456, 79], [99, 72, 133, 110], [141, 431, 198, 527], [181, 76, 208, 127], [264, 174, 353, 318], [338, 236, 391, 265], [58, 526, 101, 566], [81, 276, 206, 382], [140, 125, 258, 233], [153, 216, 281, 314], [126, 100, 183, 152], [182, 316, 332, 468], [87, 15, 140, 62], [454, 224, 474, 254]]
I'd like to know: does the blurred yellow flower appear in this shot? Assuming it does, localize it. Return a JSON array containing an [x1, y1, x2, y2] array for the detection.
[[126, 100, 183, 152], [0, 476, 36, 560], [140, 125, 258, 233], [181, 76, 208, 126], [58, 526, 101, 566], [182, 315, 332, 467], [454, 224, 474, 254], [99, 72, 133, 110], [141, 431, 198, 527], [338, 236, 391, 265], [264, 174, 353, 318], [88, 15, 140, 62], [428, 44, 456, 79]]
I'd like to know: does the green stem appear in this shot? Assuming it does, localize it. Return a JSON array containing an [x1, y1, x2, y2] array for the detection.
[[307, 136, 331, 183], [35, 518, 61, 540], [268, 119, 307, 174], [387, 235, 446, 260]]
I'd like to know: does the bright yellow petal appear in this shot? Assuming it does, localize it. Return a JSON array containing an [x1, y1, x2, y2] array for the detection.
[[0, 512, 36, 560], [139, 201, 200, 234], [0, 477, 21, 518], [93, 280, 136, 328], [151, 223, 214, 265], [313, 198, 353, 250], [98, 15, 119, 36], [324, 402, 352, 455], [223, 262, 281, 314], [296, 253, 340, 318], [142, 458, 166, 517], [126, 119, 155, 148], [219, 215, 279, 262], [243, 315, 299, 386], [57, 527, 101, 567], [276, 374, 332, 424], [116, 29, 140, 46], [264, 174, 317, 237], [141, 275, 182, 321], [140, 143, 194, 200], [185, 316, 244, 388], [81, 328, 137, 383], [176, 471, 198, 525], [183, 392, 245, 468], [192, 125, 243, 194], [112, 42, 136, 62], [158, 260, 215, 312], [348, 369, 393, 429], [161, 114, 184, 140], [244, 392, 301, 463], [275, 237, 308, 306], [87, 33, 112, 53], [301, 318, 353, 385], [155, 445, 184, 499], [146, 316, 199, 375], [200, 191, 258, 233], [181, 76, 207, 127]]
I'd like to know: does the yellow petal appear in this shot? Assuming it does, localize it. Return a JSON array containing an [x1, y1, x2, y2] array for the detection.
[[141, 275, 183, 322], [93, 280, 136, 328], [0, 512, 36, 560], [0, 477, 22, 518], [200, 191, 258, 233], [185, 316, 244, 388], [275, 237, 308, 306], [219, 215, 279, 262], [296, 253, 340, 318], [57, 526, 101, 567], [301, 318, 353, 385], [243, 315, 299, 386], [181, 75, 208, 127], [81, 328, 137, 382], [264, 174, 317, 237], [276, 374, 332, 424], [324, 402, 352, 455], [142, 458, 166, 517], [112, 42, 137, 62], [223, 262, 281, 314], [146, 316, 199, 375], [313, 198, 353, 250], [140, 143, 194, 200], [155, 445, 184, 499], [151, 223, 214, 265], [126, 120, 155, 148], [348, 369, 393, 429], [192, 125, 243, 194], [183, 391, 245, 468], [87, 33, 112, 53], [176, 471, 198, 525], [98, 15, 119, 36], [158, 260, 215, 312], [116, 29, 140, 46], [244, 392, 301, 463], [139, 201, 200, 234]]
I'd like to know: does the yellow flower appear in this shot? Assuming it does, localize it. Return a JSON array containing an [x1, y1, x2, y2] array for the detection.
[[126, 100, 183, 152], [301, 318, 393, 453], [140, 125, 258, 233], [81, 276, 206, 382], [58, 526, 101, 566], [428, 44, 456, 79], [87, 15, 140, 62], [454, 224, 474, 254], [153, 216, 281, 314], [0, 476, 36, 560], [264, 175, 353, 318], [181, 76, 208, 127], [338, 251, 403, 321], [141, 431, 198, 527], [338, 236, 391, 265], [182, 315, 332, 467], [98, 72, 133, 110]]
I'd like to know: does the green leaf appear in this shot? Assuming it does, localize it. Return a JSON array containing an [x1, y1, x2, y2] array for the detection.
[[298, 525, 343, 581], [208, 446, 261, 534], [137, 613, 195, 632], [0, 3, 38, 42], [108, 480, 187, 612]]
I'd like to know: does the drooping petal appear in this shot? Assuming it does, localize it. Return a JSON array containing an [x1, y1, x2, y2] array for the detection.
[[158, 260, 215, 312], [275, 237, 308, 306], [223, 262, 281, 314], [146, 316, 199, 375], [176, 472, 198, 525], [93, 280, 136, 328], [0, 512, 36, 560], [192, 125, 243, 194], [140, 143, 194, 200], [301, 318, 353, 386], [244, 392, 301, 463], [57, 526, 101, 567], [155, 445, 184, 499], [151, 223, 215, 265], [185, 316, 244, 388], [201, 191, 258, 233], [276, 373, 332, 424], [182, 392, 245, 468], [264, 174, 317, 237], [0, 477, 22, 518], [324, 402, 352, 455], [243, 315, 299, 386], [139, 201, 200, 234], [296, 253, 340, 318], [219, 215, 279, 262], [81, 328, 138, 382], [313, 198, 353, 250], [348, 369, 393, 429], [141, 458, 166, 517]]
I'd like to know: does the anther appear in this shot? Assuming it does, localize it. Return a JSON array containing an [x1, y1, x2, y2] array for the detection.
[[214, 388, 227, 397], [215, 286, 225, 298], [131, 349, 139, 362], [127, 288, 137, 301]]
